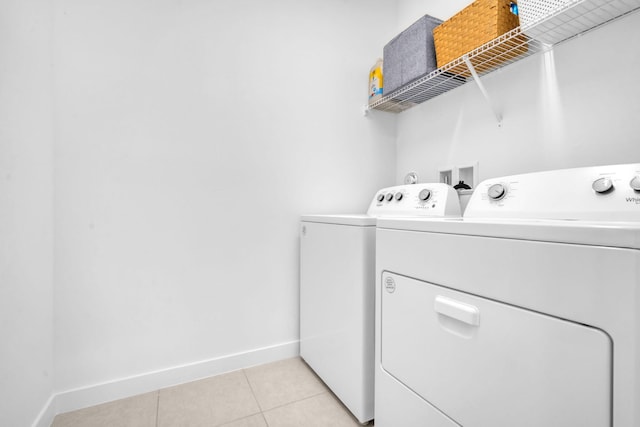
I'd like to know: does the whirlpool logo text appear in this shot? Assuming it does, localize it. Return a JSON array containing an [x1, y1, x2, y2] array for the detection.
[[626, 197, 640, 204]]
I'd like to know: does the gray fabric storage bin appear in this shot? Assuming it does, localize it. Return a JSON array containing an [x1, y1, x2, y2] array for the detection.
[[383, 14, 442, 96], [383, 36, 402, 98]]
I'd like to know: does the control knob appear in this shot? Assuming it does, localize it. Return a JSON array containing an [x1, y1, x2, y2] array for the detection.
[[487, 183, 507, 201], [630, 176, 640, 191], [592, 177, 614, 194], [418, 189, 432, 202], [395, 192, 403, 201], [377, 193, 385, 202], [385, 193, 394, 202]]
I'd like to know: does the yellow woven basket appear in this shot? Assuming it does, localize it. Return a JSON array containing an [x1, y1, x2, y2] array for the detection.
[[433, 0, 526, 75]]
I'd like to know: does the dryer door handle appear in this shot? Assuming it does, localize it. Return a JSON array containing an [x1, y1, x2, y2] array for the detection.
[[434, 295, 480, 326]]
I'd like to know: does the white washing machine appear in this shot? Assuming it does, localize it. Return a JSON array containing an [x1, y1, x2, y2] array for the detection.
[[300, 183, 461, 424], [375, 164, 640, 427]]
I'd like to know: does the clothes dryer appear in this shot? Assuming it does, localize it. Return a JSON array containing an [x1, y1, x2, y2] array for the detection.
[[300, 183, 461, 424], [375, 164, 640, 427]]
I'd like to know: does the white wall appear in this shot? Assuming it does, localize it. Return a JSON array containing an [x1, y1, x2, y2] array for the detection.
[[5, 0, 639, 423], [394, 1, 640, 186], [0, 1, 55, 426], [52, 0, 397, 396]]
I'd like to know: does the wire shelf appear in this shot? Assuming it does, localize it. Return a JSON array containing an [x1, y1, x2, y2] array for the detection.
[[520, 0, 640, 44], [369, 27, 546, 113], [367, 0, 640, 114]]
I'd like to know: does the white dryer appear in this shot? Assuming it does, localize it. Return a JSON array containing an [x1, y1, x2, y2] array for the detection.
[[375, 163, 640, 427], [300, 183, 461, 424]]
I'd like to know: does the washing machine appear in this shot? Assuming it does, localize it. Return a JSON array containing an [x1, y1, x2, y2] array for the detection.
[[300, 183, 461, 424], [375, 163, 640, 427]]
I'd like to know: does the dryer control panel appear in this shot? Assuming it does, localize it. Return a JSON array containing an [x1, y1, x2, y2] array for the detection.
[[465, 163, 640, 222], [367, 184, 461, 218]]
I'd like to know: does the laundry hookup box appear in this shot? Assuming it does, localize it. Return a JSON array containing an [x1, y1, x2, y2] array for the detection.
[[383, 14, 442, 96]]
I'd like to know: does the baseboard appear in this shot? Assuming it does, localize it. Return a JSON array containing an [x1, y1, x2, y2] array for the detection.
[[32, 394, 57, 427], [32, 340, 299, 427]]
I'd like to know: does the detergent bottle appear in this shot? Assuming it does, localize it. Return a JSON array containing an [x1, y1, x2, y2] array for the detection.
[[368, 58, 383, 104]]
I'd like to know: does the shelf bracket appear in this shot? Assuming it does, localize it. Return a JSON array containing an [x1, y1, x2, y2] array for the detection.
[[463, 56, 503, 127]]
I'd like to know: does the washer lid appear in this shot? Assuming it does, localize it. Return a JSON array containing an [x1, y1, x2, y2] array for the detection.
[[376, 217, 640, 249], [301, 214, 376, 226]]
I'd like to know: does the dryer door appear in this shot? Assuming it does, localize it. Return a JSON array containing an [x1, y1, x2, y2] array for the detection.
[[380, 272, 612, 427]]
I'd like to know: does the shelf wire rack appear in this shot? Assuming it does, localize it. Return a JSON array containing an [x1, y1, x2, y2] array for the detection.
[[368, 28, 547, 113], [368, 0, 640, 114], [519, 0, 640, 45]]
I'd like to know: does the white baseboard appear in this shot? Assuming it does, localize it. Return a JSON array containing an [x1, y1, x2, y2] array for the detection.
[[33, 340, 299, 427], [32, 394, 57, 427]]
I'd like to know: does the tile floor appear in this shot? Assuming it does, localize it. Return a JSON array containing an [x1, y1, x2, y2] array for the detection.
[[51, 357, 369, 427]]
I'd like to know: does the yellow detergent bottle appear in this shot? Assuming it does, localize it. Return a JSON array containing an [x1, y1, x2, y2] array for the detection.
[[368, 58, 383, 104]]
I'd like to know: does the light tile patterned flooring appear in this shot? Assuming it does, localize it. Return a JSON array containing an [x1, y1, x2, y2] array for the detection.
[[51, 357, 368, 427]]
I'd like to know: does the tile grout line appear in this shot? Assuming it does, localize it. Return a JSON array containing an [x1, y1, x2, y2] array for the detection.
[[241, 368, 265, 413], [260, 390, 329, 413], [216, 412, 267, 427], [155, 390, 160, 427], [241, 364, 333, 426], [260, 411, 270, 427], [241, 367, 272, 426]]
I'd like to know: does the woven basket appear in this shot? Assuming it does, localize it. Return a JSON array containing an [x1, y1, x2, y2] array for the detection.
[[434, 0, 526, 75]]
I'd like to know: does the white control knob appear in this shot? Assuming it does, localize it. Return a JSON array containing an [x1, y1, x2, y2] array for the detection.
[[592, 177, 614, 194], [395, 192, 403, 201], [630, 176, 640, 191], [385, 193, 394, 202], [377, 193, 385, 202], [418, 189, 432, 202], [487, 183, 507, 201]]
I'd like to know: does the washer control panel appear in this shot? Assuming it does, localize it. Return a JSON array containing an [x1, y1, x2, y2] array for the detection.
[[465, 163, 640, 221], [367, 183, 461, 218]]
